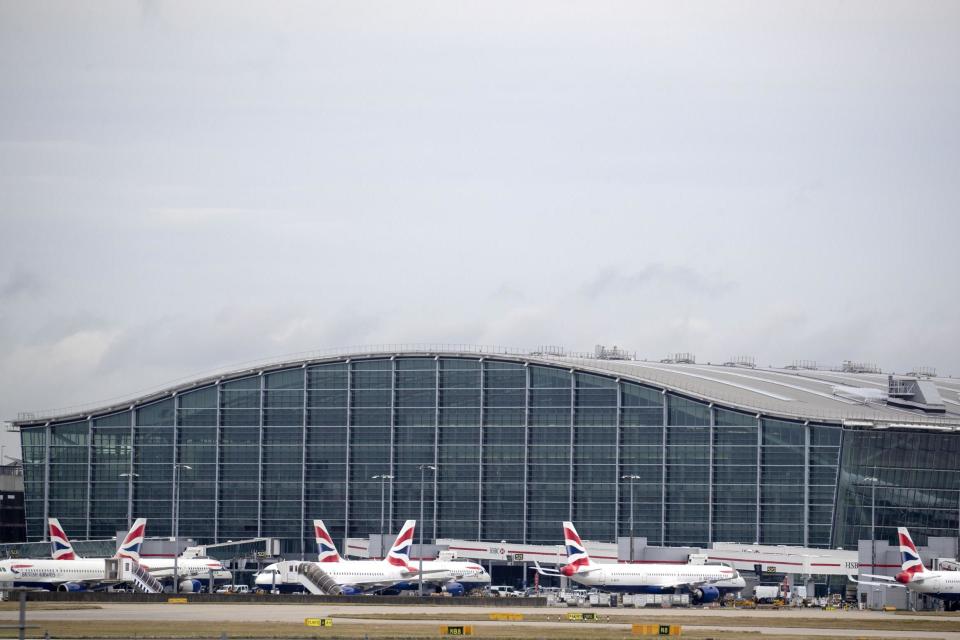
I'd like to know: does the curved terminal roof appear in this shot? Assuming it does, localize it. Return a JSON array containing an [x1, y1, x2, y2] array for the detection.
[[11, 344, 960, 431]]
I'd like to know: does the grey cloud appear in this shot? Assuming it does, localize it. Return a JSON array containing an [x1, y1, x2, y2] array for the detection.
[[0, 270, 44, 301], [577, 264, 733, 300]]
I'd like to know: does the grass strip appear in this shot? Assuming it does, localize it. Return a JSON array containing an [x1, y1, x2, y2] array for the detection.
[[0, 619, 938, 640]]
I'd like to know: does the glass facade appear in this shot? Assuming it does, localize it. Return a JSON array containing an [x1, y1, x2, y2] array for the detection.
[[834, 428, 960, 548], [16, 354, 960, 553]]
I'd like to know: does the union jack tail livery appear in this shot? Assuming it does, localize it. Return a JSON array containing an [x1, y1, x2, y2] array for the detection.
[[561, 521, 593, 576], [115, 518, 147, 562], [48, 518, 78, 560], [898, 527, 926, 578], [313, 519, 342, 563], [385, 520, 416, 568]]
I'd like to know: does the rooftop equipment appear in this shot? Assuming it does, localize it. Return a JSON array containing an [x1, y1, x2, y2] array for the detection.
[[887, 375, 946, 413], [841, 361, 881, 374], [661, 352, 696, 364], [530, 345, 566, 357], [785, 360, 819, 370], [594, 344, 634, 360]]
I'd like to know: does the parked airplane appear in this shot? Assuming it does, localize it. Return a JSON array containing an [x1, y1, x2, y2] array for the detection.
[[0, 519, 149, 591], [851, 527, 960, 611], [311, 519, 490, 595], [533, 522, 743, 604], [255, 520, 446, 594], [47, 517, 231, 592]]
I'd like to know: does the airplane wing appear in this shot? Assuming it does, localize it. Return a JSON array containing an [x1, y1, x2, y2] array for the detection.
[[660, 575, 740, 590], [342, 571, 448, 589], [532, 561, 561, 577], [858, 573, 896, 582], [400, 568, 452, 579], [847, 575, 907, 588]]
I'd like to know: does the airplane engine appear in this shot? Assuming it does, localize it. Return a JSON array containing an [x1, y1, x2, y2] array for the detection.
[[692, 586, 720, 604], [57, 582, 86, 592], [340, 586, 363, 596], [392, 581, 413, 591], [178, 579, 204, 593], [442, 582, 465, 596]]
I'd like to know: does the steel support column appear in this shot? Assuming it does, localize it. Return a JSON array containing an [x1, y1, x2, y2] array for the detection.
[[708, 404, 715, 545], [257, 373, 264, 538], [433, 356, 440, 541], [477, 358, 485, 540], [344, 361, 352, 541], [756, 414, 762, 543], [388, 357, 396, 530], [86, 417, 93, 538], [803, 421, 810, 548], [214, 383, 222, 542], [568, 369, 575, 522], [127, 410, 135, 528], [522, 363, 530, 544], [660, 390, 667, 546], [300, 364, 308, 556], [43, 423, 50, 541], [614, 378, 622, 539], [171, 394, 178, 538]]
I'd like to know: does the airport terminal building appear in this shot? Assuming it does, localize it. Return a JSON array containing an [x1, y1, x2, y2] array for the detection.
[[10, 345, 960, 555]]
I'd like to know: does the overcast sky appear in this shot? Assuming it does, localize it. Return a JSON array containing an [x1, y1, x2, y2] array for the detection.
[[1, 1, 958, 457]]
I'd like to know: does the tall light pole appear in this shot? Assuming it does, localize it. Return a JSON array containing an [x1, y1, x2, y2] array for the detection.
[[372, 474, 394, 540], [622, 475, 641, 563], [864, 475, 879, 602], [119, 472, 139, 528], [418, 464, 436, 597], [173, 463, 192, 594]]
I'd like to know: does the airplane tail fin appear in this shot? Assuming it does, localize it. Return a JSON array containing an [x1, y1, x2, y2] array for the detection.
[[313, 519, 342, 563], [385, 520, 416, 568], [898, 527, 926, 575], [48, 518, 79, 560], [115, 518, 147, 562], [562, 521, 593, 568]]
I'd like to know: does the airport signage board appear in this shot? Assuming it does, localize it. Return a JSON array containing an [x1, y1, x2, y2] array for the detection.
[[567, 612, 598, 621], [441, 625, 473, 635], [305, 618, 333, 627], [489, 613, 524, 621], [633, 623, 682, 635]]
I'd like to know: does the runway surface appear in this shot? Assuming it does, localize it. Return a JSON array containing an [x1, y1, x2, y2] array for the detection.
[[3, 602, 960, 639]]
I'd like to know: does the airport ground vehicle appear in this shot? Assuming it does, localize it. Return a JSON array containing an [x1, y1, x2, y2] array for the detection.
[[215, 584, 250, 594]]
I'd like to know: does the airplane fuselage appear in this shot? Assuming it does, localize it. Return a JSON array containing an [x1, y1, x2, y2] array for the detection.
[[140, 557, 231, 582], [904, 571, 960, 602], [569, 564, 741, 594], [255, 560, 414, 593], [0, 558, 109, 590]]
